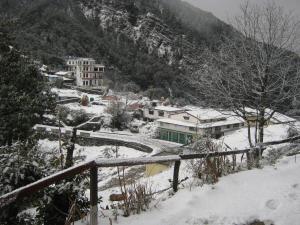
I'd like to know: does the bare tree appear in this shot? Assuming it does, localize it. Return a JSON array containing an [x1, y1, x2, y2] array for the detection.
[[189, 0, 300, 147]]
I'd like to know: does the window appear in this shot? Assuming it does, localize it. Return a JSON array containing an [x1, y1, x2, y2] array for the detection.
[[226, 125, 231, 129], [233, 124, 240, 128], [158, 111, 164, 117], [215, 126, 221, 131], [149, 110, 154, 115], [189, 127, 196, 131], [183, 116, 189, 120]]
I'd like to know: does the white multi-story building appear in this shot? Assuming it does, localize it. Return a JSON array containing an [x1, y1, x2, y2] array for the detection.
[[65, 57, 105, 87]]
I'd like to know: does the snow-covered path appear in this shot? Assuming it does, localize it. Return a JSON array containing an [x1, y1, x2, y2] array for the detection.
[[116, 156, 300, 225]]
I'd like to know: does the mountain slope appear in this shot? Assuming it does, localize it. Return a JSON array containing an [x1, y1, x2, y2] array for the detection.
[[0, 0, 234, 101]]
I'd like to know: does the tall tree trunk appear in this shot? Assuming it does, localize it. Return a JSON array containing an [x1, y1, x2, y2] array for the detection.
[[246, 121, 253, 148], [258, 109, 265, 144], [255, 109, 259, 145], [64, 128, 77, 169], [58, 118, 63, 169]]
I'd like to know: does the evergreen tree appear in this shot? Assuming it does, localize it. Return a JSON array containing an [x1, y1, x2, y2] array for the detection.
[[0, 23, 56, 145]]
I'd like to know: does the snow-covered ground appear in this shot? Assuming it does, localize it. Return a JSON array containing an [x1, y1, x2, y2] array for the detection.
[[222, 123, 291, 149], [38, 139, 147, 162], [65, 102, 107, 116], [94, 155, 299, 225], [72, 122, 300, 225]]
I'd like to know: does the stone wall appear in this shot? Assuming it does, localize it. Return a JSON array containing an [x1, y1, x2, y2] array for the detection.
[[35, 127, 153, 153]]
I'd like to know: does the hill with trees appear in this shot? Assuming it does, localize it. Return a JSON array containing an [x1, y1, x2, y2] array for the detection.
[[0, 0, 234, 102]]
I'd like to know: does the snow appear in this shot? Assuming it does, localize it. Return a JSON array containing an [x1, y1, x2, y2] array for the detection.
[[222, 123, 291, 149], [198, 116, 243, 128], [157, 116, 243, 129], [244, 107, 296, 123], [65, 102, 107, 116], [51, 88, 81, 98], [109, 155, 300, 225], [186, 108, 226, 120], [157, 118, 197, 128], [155, 106, 184, 112], [38, 139, 147, 162], [55, 71, 71, 76], [271, 112, 296, 124]]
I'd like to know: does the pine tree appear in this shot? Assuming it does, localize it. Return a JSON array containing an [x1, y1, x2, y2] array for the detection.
[[0, 23, 56, 145]]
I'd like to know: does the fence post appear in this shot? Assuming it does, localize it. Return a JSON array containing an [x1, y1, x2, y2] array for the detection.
[[90, 166, 98, 225], [173, 160, 181, 192]]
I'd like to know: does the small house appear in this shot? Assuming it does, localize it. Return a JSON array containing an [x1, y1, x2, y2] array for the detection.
[[157, 108, 244, 144]]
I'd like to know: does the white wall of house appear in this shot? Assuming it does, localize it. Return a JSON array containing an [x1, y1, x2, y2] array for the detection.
[[158, 121, 202, 135], [143, 108, 185, 120]]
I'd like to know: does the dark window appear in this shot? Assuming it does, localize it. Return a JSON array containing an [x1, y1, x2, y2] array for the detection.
[[158, 111, 164, 117], [149, 110, 154, 115], [226, 125, 231, 129], [215, 126, 221, 131], [189, 127, 196, 131], [183, 116, 190, 120], [233, 124, 240, 128]]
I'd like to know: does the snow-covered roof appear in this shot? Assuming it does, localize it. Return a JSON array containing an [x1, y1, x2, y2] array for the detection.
[[44, 74, 62, 79], [95, 64, 105, 67], [245, 107, 296, 123], [63, 77, 73, 81], [158, 116, 243, 129], [55, 71, 71, 76], [198, 117, 244, 129], [65, 56, 95, 61], [271, 112, 296, 123], [51, 88, 80, 98], [155, 106, 184, 112], [186, 108, 226, 120]]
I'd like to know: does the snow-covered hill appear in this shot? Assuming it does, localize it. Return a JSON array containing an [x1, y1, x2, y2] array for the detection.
[[113, 155, 300, 225]]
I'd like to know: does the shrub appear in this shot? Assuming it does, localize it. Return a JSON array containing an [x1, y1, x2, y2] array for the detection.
[[106, 101, 131, 130]]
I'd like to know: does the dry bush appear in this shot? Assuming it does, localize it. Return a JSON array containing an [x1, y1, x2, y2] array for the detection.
[[124, 182, 153, 215], [111, 165, 153, 218], [186, 138, 237, 184]]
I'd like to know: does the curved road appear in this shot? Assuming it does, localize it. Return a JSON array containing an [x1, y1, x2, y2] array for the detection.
[[34, 124, 181, 155]]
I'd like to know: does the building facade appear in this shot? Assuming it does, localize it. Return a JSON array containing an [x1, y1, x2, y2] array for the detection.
[[65, 57, 105, 87], [157, 109, 245, 145]]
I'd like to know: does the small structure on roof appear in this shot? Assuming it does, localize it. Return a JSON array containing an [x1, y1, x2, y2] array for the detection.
[[143, 105, 186, 121]]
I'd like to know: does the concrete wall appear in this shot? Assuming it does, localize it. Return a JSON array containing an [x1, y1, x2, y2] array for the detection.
[[35, 128, 153, 153]]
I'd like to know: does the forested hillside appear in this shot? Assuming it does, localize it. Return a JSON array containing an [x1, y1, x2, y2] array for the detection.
[[0, 0, 234, 101]]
